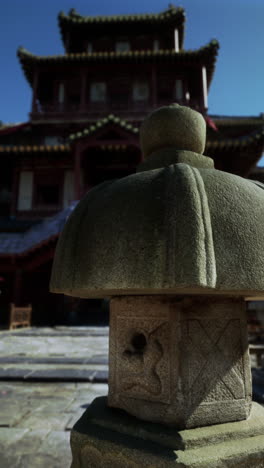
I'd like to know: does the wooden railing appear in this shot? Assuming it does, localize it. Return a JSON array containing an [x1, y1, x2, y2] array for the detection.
[[31, 98, 200, 121]]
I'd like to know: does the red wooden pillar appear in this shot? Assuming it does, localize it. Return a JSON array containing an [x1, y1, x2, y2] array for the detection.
[[201, 66, 208, 112], [58, 82, 65, 112], [10, 168, 19, 216], [13, 269, 23, 306], [74, 143, 82, 200], [151, 64, 157, 108], [132, 140, 143, 164], [31, 70, 39, 114], [80, 71, 87, 113]]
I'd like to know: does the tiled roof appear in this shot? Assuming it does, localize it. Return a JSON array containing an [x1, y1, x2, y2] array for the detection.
[[58, 6, 186, 55], [69, 114, 139, 141], [58, 5, 185, 26], [1, 118, 262, 155], [0, 202, 77, 256], [0, 122, 29, 135], [206, 129, 264, 150], [210, 115, 264, 126], [17, 40, 219, 88], [0, 144, 70, 154]]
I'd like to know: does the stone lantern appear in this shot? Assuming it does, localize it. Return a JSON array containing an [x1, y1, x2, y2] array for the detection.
[[50, 105, 264, 467]]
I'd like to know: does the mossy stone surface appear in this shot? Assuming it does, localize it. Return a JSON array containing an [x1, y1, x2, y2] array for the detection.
[[50, 105, 264, 298], [71, 397, 264, 467], [50, 159, 264, 298], [140, 105, 206, 158]]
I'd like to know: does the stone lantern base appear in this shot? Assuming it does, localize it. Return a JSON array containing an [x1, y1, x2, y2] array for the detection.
[[70, 397, 264, 467], [108, 295, 251, 428]]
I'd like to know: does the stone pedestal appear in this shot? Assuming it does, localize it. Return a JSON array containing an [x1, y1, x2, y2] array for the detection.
[[50, 104, 264, 466], [70, 397, 264, 468], [108, 296, 251, 428]]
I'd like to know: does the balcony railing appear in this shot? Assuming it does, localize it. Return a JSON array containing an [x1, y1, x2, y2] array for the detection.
[[31, 98, 200, 121]]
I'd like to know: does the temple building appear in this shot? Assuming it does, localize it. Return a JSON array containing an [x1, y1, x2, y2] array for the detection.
[[0, 5, 263, 326]]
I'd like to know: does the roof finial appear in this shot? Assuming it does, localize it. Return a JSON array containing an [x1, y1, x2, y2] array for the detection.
[[69, 8, 77, 16]]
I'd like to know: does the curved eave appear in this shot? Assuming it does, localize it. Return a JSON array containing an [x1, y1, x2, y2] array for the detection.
[[0, 144, 70, 154], [210, 116, 264, 127], [58, 7, 185, 25], [58, 7, 186, 49], [0, 122, 30, 135], [0, 234, 58, 259], [69, 114, 139, 142], [0, 202, 77, 261], [206, 131, 264, 151], [17, 40, 219, 88]]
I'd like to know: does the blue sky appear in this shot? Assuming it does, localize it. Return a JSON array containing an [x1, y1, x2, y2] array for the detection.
[[0, 0, 263, 124]]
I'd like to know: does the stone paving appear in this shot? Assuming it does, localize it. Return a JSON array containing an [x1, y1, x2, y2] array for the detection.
[[0, 326, 263, 467], [0, 326, 109, 382], [0, 381, 108, 467], [0, 327, 109, 467]]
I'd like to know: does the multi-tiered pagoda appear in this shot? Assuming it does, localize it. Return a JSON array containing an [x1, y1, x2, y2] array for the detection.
[[0, 5, 263, 325]]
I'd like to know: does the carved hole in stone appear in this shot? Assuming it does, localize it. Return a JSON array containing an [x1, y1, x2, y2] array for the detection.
[[124, 332, 147, 357], [131, 333, 147, 352]]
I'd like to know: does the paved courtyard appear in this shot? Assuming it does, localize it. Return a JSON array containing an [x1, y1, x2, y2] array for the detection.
[[0, 326, 263, 467], [0, 381, 108, 467], [0, 327, 109, 382], [0, 327, 109, 467]]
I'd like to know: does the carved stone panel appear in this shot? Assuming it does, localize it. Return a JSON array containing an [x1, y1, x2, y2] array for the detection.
[[115, 317, 171, 403], [108, 295, 251, 429], [109, 296, 176, 408], [185, 318, 245, 402]]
